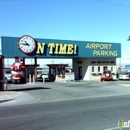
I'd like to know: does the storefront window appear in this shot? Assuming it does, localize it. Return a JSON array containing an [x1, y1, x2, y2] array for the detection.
[[98, 66, 100, 72], [92, 66, 94, 72], [58, 67, 65, 78], [111, 66, 113, 71]]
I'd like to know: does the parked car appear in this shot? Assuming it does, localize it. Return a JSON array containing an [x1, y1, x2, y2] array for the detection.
[[4, 70, 12, 82], [101, 70, 113, 81], [37, 72, 49, 80], [119, 72, 130, 80]]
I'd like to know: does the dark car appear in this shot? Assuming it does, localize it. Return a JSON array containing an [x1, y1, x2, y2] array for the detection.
[[101, 70, 113, 81]]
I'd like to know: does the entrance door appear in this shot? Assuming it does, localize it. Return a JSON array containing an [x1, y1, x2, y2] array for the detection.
[[49, 67, 56, 81], [78, 67, 82, 79]]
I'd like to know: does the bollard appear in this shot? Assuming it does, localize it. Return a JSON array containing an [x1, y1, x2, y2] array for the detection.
[[33, 75, 35, 84], [5, 80, 8, 91], [98, 76, 101, 82], [42, 75, 45, 84], [29, 75, 31, 83]]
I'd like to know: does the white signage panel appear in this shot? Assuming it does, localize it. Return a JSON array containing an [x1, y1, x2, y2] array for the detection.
[[65, 72, 75, 81]]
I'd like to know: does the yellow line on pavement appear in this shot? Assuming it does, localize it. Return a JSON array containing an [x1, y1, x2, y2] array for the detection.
[[118, 84, 130, 87]]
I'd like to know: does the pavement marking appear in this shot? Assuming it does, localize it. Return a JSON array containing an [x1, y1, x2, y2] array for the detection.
[[118, 84, 130, 87], [104, 127, 119, 130], [98, 81, 110, 84]]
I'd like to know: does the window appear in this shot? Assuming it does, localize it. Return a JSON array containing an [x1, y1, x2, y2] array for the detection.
[[103, 61, 109, 63], [92, 66, 94, 72], [111, 66, 113, 71], [110, 61, 115, 64], [98, 66, 100, 72], [91, 61, 96, 64], [97, 61, 102, 63], [103, 70, 111, 74]]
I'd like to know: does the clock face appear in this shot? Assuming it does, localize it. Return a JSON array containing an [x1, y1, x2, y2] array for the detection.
[[18, 35, 36, 54]]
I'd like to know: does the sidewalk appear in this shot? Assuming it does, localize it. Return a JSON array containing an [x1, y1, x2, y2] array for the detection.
[[0, 91, 22, 103], [0, 90, 39, 107]]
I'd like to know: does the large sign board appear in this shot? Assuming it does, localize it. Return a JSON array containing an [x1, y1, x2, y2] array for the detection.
[[125, 65, 130, 69], [1, 35, 121, 58]]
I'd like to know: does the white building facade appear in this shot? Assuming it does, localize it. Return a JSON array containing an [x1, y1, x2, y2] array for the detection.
[[73, 58, 117, 80]]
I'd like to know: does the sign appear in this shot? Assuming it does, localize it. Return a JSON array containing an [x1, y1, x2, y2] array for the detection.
[[36, 43, 77, 55], [1, 36, 121, 58], [65, 72, 75, 81], [17, 35, 77, 55], [125, 65, 130, 69], [86, 43, 117, 56]]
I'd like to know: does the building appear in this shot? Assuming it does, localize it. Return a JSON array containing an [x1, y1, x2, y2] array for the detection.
[[0, 35, 121, 90]]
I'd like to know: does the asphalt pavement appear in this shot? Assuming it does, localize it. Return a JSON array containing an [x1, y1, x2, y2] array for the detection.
[[0, 94, 130, 130], [0, 80, 130, 106]]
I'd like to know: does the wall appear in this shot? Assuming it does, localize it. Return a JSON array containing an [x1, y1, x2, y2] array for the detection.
[[73, 58, 117, 80]]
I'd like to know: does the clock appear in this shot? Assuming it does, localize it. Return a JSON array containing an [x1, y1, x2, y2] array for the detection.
[[18, 35, 37, 54]]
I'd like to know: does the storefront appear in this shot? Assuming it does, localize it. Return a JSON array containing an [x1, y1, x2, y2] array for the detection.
[[0, 35, 121, 90]]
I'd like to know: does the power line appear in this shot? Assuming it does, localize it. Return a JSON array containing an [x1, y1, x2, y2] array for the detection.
[[96, 0, 130, 8]]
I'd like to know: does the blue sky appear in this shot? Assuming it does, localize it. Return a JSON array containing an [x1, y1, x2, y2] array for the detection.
[[0, 0, 130, 65]]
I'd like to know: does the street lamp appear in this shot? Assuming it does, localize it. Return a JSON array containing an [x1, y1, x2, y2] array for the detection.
[[127, 36, 130, 41], [126, 35, 130, 70]]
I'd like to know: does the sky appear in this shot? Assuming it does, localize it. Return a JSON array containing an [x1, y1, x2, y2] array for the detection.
[[0, 0, 130, 66]]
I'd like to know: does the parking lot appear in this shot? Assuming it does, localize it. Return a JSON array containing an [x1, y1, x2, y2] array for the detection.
[[3, 80, 130, 104]]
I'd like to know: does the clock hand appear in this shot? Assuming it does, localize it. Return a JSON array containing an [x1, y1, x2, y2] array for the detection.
[[22, 43, 28, 45], [25, 41, 30, 46]]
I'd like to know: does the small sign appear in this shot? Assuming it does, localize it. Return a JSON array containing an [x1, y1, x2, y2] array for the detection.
[[65, 72, 75, 81], [125, 65, 130, 69]]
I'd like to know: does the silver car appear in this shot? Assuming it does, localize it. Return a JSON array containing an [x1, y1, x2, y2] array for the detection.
[[119, 72, 130, 80], [4, 70, 12, 82]]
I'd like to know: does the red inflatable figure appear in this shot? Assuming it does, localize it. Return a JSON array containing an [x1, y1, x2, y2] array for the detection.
[[10, 56, 24, 84]]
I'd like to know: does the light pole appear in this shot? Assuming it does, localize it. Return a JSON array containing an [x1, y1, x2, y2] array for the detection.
[[126, 36, 130, 70], [127, 36, 130, 41]]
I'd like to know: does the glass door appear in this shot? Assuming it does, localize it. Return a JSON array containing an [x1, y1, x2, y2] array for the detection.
[[49, 67, 56, 81], [78, 66, 82, 79], [27, 67, 35, 82]]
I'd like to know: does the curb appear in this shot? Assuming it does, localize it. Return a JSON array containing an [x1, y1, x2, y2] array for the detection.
[[0, 91, 23, 103]]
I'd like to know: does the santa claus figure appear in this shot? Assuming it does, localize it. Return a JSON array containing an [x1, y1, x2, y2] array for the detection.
[[10, 56, 24, 84]]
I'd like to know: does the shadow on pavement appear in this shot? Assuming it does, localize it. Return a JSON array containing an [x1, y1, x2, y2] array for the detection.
[[0, 99, 14, 103], [9, 87, 51, 92]]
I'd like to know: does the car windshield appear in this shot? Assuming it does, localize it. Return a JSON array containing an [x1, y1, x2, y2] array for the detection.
[[5, 70, 11, 74], [120, 72, 129, 75], [103, 71, 111, 74]]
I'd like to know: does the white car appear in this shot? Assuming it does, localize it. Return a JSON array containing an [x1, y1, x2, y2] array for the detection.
[[5, 70, 12, 82], [119, 72, 130, 80], [37, 73, 49, 80]]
